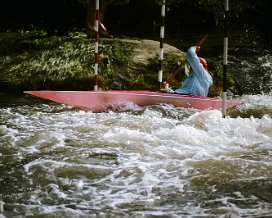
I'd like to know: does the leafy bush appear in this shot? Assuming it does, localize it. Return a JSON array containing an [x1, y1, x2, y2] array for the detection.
[[0, 30, 135, 92]]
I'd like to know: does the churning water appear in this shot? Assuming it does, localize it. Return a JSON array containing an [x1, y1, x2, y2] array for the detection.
[[0, 92, 272, 217]]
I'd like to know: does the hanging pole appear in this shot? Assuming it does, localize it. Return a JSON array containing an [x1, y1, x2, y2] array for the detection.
[[94, 0, 100, 91], [158, 0, 166, 88], [222, 0, 229, 118]]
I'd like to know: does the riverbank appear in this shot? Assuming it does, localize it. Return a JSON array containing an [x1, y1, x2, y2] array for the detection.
[[1, 30, 233, 97]]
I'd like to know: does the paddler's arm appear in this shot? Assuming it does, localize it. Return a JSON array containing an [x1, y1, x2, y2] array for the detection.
[[186, 46, 207, 81]]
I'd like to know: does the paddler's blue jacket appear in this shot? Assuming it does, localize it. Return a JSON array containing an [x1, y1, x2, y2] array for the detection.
[[173, 46, 213, 96]]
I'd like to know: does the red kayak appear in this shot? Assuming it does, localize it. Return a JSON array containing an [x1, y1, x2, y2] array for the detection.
[[23, 90, 243, 112]]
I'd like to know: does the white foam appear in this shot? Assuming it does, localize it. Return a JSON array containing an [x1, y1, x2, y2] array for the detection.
[[1, 97, 272, 217]]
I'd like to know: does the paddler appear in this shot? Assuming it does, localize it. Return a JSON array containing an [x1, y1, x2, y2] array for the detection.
[[167, 46, 213, 97]]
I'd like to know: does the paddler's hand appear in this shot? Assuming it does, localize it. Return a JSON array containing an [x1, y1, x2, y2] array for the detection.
[[195, 46, 200, 53]]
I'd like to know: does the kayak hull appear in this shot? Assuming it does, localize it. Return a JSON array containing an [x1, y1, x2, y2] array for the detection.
[[23, 90, 242, 112]]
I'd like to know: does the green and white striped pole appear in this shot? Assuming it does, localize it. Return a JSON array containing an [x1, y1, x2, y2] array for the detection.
[[222, 0, 229, 118], [94, 0, 99, 91]]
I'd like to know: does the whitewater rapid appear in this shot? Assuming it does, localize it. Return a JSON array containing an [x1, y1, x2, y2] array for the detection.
[[0, 94, 271, 217]]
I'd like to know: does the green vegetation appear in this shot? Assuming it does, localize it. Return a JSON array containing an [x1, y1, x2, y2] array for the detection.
[[0, 30, 234, 97], [0, 30, 135, 92], [208, 58, 234, 97]]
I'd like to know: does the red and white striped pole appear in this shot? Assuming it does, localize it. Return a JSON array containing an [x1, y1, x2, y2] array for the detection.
[[158, 0, 166, 87], [94, 0, 100, 91]]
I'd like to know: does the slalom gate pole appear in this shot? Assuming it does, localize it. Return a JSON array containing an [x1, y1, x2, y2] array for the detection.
[[158, 0, 166, 88], [222, 0, 229, 118], [94, 0, 100, 91]]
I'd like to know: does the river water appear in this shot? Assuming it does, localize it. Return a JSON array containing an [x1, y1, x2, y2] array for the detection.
[[0, 91, 272, 217]]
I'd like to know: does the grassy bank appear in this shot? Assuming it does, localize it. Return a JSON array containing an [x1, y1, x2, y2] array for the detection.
[[0, 30, 136, 92], [0, 30, 233, 97]]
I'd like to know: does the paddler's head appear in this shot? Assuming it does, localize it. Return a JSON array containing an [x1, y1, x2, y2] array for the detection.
[[198, 57, 208, 70]]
